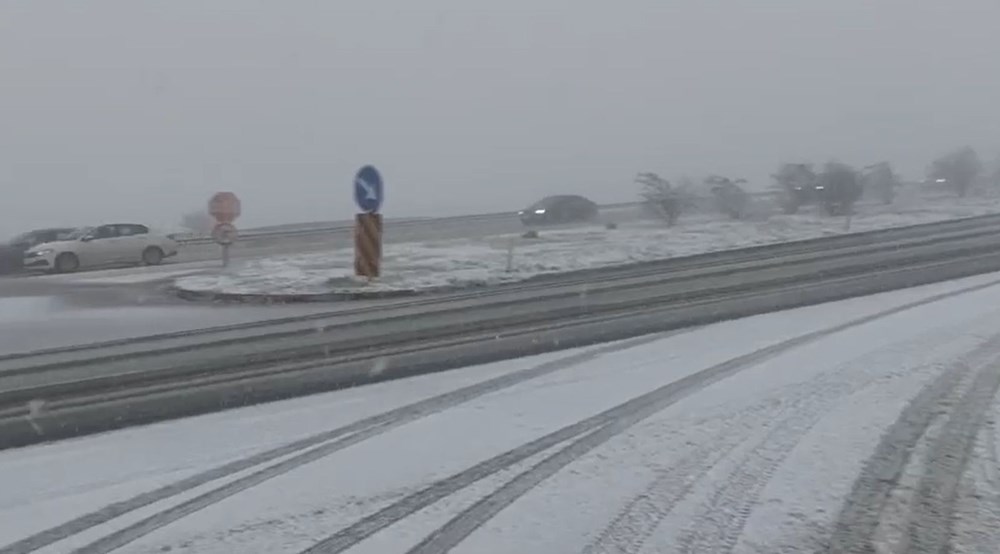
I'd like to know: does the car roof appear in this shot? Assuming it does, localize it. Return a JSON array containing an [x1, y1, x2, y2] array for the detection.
[[535, 195, 591, 205], [29, 227, 75, 234]]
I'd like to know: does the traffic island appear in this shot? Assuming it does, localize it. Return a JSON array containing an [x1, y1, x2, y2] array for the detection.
[[169, 256, 506, 303]]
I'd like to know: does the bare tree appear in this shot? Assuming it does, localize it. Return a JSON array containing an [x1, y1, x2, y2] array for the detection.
[[928, 147, 982, 197], [772, 163, 818, 214], [817, 161, 863, 216], [637, 172, 691, 226], [705, 175, 749, 219], [861, 161, 897, 205]]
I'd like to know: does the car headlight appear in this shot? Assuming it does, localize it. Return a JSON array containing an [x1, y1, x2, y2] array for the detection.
[[534, 209, 546, 214], [29, 249, 53, 256]]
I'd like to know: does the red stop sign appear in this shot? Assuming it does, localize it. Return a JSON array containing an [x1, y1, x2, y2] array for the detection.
[[208, 192, 241, 223]]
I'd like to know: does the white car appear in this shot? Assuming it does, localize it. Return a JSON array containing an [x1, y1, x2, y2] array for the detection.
[[24, 223, 179, 273]]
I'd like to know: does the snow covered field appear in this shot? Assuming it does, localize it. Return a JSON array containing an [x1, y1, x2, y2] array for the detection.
[[4, 271, 1000, 553], [175, 192, 1000, 296]]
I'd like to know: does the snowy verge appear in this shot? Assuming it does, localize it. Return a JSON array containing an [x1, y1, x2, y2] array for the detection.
[[173, 194, 1000, 300]]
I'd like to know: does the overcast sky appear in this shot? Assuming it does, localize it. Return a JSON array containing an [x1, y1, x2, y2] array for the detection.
[[2, 0, 999, 236]]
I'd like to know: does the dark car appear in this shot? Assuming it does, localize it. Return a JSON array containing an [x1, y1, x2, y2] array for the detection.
[[0, 228, 76, 274], [518, 195, 599, 226]]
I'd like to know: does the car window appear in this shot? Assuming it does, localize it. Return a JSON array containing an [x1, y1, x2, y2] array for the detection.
[[93, 225, 118, 239], [41, 230, 69, 242], [116, 224, 148, 237], [66, 227, 94, 240]]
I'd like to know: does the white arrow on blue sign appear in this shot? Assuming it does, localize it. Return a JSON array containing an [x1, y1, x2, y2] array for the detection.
[[354, 165, 384, 213]]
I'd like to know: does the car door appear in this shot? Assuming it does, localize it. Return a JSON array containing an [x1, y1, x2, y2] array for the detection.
[[114, 224, 150, 263], [76, 225, 120, 267], [570, 197, 596, 221], [550, 198, 569, 223]]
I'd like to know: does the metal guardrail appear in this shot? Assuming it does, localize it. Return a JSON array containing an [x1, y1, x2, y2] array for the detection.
[[167, 191, 841, 246], [170, 201, 652, 245]]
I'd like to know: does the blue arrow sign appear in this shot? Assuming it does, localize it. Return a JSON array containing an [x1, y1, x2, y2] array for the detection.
[[354, 165, 384, 213]]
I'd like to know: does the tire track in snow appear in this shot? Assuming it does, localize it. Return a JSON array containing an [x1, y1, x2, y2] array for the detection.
[[983, 404, 1000, 495], [826, 334, 1000, 554], [672, 328, 978, 554], [947, 418, 1000, 554], [8, 268, 997, 554], [907, 348, 1000, 553], [303, 288, 986, 554], [1, 332, 678, 554], [675, 380, 864, 554], [586, 308, 995, 554], [581, 382, 826, 554], [579, 404, 782, 554]]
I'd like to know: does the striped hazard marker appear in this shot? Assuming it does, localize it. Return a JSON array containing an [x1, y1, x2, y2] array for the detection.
[[354, 213, 383, 279]]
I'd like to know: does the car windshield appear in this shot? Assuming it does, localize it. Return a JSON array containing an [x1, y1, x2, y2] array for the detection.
[[528, 197, 560, 210]]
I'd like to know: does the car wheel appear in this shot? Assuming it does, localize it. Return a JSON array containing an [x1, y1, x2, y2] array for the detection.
[[54, 253, 80, 273], [142, 247, 164, 266]]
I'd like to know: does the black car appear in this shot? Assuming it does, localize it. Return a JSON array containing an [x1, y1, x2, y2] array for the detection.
[[0, 228, 76, 274], [518, 195, 599, 226]]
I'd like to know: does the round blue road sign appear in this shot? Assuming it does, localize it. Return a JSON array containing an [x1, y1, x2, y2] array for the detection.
[[354, 165, 384, 213]]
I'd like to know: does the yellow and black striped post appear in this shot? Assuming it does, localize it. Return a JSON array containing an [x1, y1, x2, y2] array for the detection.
[[354, 213, 383, 279]]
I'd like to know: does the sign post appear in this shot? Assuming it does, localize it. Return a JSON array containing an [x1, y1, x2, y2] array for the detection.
[[208, 192, 241, 268], [211, 222, 238, 267], [353, 166, 384, 280]]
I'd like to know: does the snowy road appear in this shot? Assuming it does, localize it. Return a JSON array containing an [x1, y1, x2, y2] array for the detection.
[[0, 280, 376, 356], [4, 274, 1000, 553]]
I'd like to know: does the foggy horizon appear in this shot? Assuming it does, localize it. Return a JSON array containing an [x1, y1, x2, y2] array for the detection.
[[3, 1, 999, 236]]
